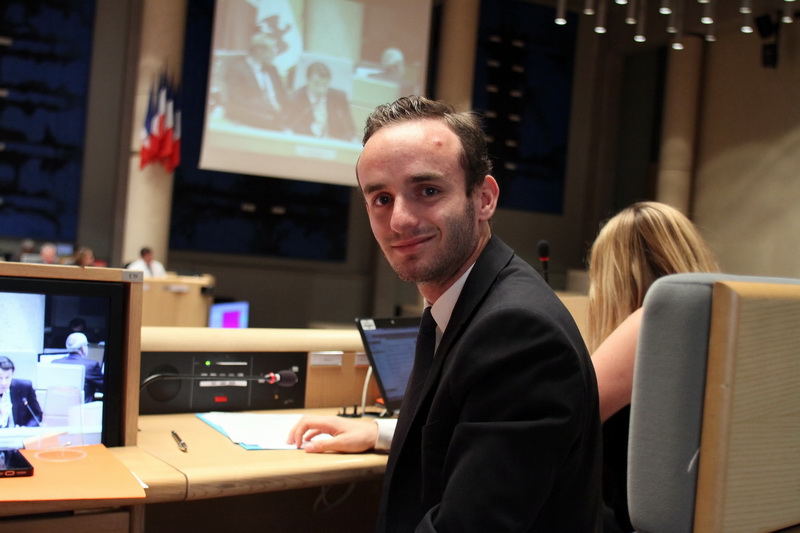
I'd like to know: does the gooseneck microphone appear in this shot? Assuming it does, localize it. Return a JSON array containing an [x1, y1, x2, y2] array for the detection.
[[22, 397, 41, 426], [140, 370, 299, 391], [537, 240, 550, 285]]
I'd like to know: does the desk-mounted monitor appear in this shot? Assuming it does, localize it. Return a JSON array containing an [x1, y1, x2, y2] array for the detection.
[[0, 263, 142, 448], [208, 301, 249, 329]]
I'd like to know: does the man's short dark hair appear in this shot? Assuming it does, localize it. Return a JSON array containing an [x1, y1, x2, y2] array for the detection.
[[140, 247, 152, 257], [306, 61, 331, 80], [0, 356, 15, 372], [361, 96, 492, 194]]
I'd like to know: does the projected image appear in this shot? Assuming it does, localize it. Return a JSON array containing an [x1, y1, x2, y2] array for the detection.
[[200, 0, 432, 187]]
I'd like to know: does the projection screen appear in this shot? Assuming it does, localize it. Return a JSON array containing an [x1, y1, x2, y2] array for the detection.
[[199, 0, 433, 186]]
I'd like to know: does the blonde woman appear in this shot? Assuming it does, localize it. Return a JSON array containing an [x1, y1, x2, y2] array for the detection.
[[587, 201, 719, 532]]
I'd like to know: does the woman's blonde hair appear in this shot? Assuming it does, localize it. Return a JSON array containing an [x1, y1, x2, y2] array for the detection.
[[587, 201, 719, 352]]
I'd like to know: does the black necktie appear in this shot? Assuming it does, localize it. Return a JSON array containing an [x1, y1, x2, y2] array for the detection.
[[391, 307, 437, 452], [377, 308, 437, 529]]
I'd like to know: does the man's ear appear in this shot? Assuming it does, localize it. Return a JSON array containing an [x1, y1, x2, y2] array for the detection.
[[477, 175, 499, 222]]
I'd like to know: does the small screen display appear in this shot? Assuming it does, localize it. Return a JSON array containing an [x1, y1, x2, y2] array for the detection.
[[0, 276, 125, 449], [208, 301, 250, 329]]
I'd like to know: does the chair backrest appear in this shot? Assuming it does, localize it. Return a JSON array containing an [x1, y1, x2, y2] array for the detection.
[[628, 273, 800, 533], [36, 362, 84, 391]]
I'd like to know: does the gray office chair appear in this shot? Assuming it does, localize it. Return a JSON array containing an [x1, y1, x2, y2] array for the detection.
[[628, 273, 800, 533]]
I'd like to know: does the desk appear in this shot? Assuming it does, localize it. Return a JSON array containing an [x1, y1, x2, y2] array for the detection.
[[0, 409, 387, 533], [141, 274, 215, 327], [136, 408, 387, 501]]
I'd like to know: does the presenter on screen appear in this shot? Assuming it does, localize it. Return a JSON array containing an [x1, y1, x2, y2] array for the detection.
[[126, 247, 167, 278], [53, 333, 104, 403], [286, 61, 356, 142], [288, 96, 601, 532], [0, 356, 43, 428], [221, 31, 288, 131]]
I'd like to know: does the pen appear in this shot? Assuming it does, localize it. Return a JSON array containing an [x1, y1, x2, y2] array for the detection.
[[171, 430, 188, 452]]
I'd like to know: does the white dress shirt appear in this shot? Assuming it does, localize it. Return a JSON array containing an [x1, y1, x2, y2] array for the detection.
[[374, 264, 475, 451]]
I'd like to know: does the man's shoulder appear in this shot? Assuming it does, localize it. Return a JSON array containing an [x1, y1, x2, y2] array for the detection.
[[11, 379, 34, 390]]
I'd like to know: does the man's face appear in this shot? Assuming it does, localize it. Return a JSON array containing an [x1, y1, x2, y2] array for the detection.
[[0, 369, 12, 395], [252, 37, 278, 66], [357, 119, 490, 293], [307, 73, 330, 100], [40, 247, 56, 263]]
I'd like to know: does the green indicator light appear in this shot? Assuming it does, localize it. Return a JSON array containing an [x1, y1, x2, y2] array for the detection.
[[205, 360, 211, 366]]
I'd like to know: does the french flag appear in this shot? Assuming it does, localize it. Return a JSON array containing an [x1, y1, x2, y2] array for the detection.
[[140, 70, 181, 172]]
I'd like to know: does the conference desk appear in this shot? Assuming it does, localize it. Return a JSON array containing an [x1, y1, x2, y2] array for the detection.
[[136, 408, 386, 500], [0, 408, 387, 533]]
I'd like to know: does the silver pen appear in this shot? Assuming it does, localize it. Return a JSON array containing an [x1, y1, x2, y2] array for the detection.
[[171, 430, 188, 452]]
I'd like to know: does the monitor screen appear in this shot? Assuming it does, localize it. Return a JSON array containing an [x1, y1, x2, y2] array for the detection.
[[56, 242, 74, 257], [208, 301, 250, 329], [0, 273, 128, 449], [356, 316, 420, 414]]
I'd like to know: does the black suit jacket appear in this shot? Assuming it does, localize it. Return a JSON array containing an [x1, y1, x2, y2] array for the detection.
[[8, 379, 43, 427], [52, 354, 104, 403], [378, 236, 602, 532], [285, 87, 356, 142], [221, 57, 287, 131]]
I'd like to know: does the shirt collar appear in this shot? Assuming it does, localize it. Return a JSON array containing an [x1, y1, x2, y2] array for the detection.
[[427, 263, 475, 336]]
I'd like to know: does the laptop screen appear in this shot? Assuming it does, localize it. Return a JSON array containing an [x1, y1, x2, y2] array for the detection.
[[356, 316, 420, 415]]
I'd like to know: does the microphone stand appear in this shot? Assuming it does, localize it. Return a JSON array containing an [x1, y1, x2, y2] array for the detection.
[[140, 372, 297, 391]]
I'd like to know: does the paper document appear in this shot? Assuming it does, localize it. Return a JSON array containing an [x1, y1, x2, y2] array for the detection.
[[197, 412, 329, 450]]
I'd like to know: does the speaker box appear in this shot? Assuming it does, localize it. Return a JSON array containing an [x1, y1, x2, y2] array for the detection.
[[140, 351, 307, 414]]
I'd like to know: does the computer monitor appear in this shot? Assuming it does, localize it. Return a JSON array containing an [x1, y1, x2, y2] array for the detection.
[[208, 301, 249, 329], [0, 263, 142, 448], [56, 242, 74, 257], [355, 316, 420, 415]]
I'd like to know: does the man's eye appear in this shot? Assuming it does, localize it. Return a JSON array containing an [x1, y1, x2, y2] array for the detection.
[[422, 187, 439, 197], [374, 195, 391, 206]]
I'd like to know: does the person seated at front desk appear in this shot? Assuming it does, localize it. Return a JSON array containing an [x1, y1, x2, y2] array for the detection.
[[126, 246, 167, 278], [0, 356, 43, 428]]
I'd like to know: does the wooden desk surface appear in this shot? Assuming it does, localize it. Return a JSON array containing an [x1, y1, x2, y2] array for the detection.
[[136, 408, 387, 501], [0, 444, 182, 518], [0, 408, 386, 519]]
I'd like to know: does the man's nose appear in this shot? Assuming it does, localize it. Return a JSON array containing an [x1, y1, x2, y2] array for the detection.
[[389, 197, 419, 232]]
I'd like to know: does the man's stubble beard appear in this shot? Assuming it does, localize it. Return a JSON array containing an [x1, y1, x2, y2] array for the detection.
[[384, 198, 477, 286]]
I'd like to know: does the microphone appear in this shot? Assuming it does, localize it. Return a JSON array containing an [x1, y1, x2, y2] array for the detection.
[[537, 239, 550, 285], [22, 398, 41, 426], [140, 370, 299, 391]]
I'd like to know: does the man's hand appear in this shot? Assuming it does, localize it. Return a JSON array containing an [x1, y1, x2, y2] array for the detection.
[[287, 415, 379, 453]]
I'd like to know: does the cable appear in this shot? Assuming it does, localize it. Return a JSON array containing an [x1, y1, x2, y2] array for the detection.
[[313, 483, 356, 514], [360, 365, 372, 417]]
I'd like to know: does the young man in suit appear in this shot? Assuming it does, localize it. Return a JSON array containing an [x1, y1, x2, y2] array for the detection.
[[0, 356, 43, 428], [288, 96, 602, 532], [286, 61, 356, 142]]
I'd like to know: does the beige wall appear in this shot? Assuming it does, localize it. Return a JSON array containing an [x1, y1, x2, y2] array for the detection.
[[693, 23, 800, 278]]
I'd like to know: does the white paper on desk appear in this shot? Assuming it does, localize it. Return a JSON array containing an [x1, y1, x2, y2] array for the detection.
[[198, 412, 322, 450]]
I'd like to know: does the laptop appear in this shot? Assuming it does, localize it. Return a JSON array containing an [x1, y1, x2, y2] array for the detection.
[[355, 316, 421, 416]]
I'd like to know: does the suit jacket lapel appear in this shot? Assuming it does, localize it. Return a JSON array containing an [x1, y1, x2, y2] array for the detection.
[[418, 236, 515, 402]]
